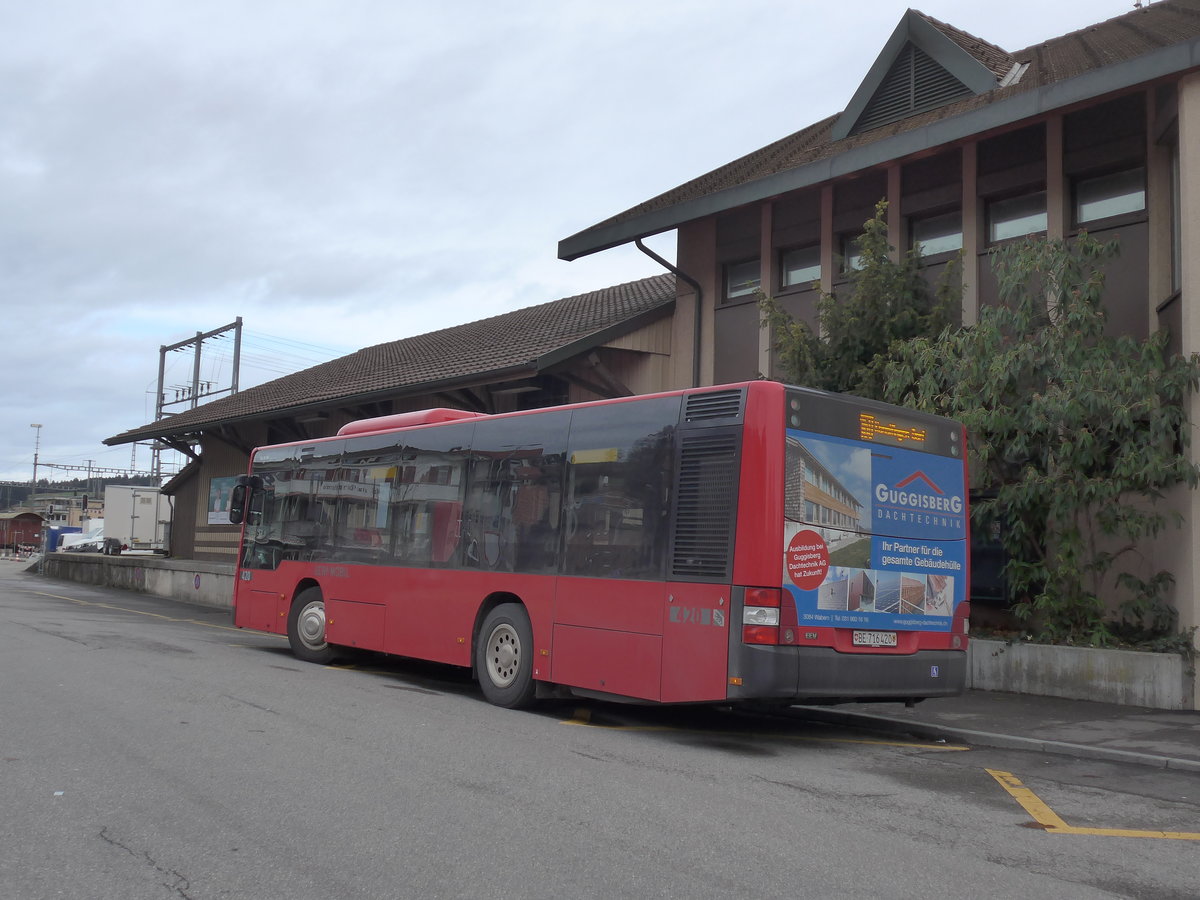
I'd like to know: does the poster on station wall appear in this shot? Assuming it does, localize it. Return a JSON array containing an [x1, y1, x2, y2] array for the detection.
[[208, 476, 240, 525], [781, 429, 967, 633]]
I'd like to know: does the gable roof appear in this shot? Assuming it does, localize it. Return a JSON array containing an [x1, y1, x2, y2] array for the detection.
[[559, 1, 1200, 261], [831, 10, 1010, 141], [104, 273, 676, 446]]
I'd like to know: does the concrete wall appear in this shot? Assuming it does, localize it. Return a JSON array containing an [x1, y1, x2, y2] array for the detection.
[[969, 638, 1193, 710], [41, 553, 234, 610]]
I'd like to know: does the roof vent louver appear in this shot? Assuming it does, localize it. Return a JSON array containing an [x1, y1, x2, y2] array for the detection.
[[851, 43, 972, 136], [684, 388, 745, 423]]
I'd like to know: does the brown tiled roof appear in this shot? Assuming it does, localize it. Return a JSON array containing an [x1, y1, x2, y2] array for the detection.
[[105, 273, 676, 445], [921, 13, 1016, 79], [562, 0, 1200, 255]]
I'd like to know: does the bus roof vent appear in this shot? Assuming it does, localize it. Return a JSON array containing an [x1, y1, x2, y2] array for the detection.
[[670, 431, 740, 581], [337, 408, 483, 436], [684, 389, 744, 423]]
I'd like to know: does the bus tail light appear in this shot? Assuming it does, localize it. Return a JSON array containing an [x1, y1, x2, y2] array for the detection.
[[743, 588, 781, 645]]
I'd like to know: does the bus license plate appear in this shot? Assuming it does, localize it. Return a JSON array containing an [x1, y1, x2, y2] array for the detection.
[[853, 630, 897, 647]]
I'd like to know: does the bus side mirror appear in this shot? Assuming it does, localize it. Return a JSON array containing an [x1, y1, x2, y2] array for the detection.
[[229, 484, 249, 525], [229, 475, 263, 526]]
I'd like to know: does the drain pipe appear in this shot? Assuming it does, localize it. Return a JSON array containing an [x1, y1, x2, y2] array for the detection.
[[636, 238, 703, 389]]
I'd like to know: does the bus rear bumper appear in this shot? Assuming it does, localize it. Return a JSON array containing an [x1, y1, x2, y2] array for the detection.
[[727, 643, 967, 705]]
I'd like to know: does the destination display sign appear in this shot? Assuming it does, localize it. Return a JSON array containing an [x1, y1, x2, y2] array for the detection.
[[786, 389, 962, 459]]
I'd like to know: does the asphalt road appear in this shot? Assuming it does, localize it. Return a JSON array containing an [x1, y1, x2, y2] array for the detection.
[[2, 562, 1198, 899]]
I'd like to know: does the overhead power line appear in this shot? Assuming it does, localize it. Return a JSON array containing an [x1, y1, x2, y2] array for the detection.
[[241, 329, 355, 356], [37, 461, 165, 478], [172, 329, 354, 385]]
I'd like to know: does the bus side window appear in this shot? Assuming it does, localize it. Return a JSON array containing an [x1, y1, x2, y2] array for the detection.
[[563, 399, 678, 580], [380, 422, 473, 569], [465, 412, 568, 575], [328, 450, 396, 563], [390, 455, 467, 567]]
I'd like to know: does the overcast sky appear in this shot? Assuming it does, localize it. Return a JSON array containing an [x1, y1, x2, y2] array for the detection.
[[1, 0, 1137, 486]]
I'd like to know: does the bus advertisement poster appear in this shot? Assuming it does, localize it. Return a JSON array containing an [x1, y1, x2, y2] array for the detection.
[[782, 429, 967, 632]]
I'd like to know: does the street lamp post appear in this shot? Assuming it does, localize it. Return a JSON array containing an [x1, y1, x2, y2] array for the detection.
[[30, 424, 42, 504]]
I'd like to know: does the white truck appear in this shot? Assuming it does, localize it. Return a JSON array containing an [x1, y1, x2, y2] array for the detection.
[[103, 485, 171, 554]]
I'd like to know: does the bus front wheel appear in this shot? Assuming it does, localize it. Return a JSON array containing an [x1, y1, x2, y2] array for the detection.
[[288, 587, 336, 665], [476, 603, 536, 709]]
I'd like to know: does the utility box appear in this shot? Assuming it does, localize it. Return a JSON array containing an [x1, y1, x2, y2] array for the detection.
[[103, 486, 171, 554]]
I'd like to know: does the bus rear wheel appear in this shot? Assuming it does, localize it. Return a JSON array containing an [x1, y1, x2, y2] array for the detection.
[[476, 603, 536, 709], [288, 587, 336, 665]]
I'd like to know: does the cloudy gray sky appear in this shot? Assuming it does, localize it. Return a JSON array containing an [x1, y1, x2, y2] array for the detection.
[[1, 0, 1135, 484]]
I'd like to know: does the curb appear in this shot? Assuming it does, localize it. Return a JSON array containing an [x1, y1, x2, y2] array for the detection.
[[788, 706, 1200, 773]]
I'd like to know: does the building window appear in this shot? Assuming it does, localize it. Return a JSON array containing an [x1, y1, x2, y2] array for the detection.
[[780, 245, 821, 289], [1074, 167, 1145, 225], [840, 235, 864, 273], [910, 210, 963, 257], [987, 191, 1047, 243], [724, 259, 760, 301]]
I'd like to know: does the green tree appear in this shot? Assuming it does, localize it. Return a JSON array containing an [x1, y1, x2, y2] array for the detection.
[[882, 233, 1200, 645], [760, 199, 958, 397]]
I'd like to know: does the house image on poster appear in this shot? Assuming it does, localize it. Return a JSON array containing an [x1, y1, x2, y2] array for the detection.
[[784, 436, 865, 532]]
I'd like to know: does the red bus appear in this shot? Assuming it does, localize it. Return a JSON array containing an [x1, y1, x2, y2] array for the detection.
[[229, 380, 969, 708]]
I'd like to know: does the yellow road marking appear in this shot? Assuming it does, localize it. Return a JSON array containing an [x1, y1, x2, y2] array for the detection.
[[327, 664, 398, 675], [986, 769, 1200, 841], [566, 707, 591, 725], [988, 768, 1071, 830]]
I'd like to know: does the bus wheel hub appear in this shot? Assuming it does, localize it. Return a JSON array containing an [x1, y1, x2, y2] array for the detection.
[[487, 624, 520, 686], [298, 602, 326, 648]]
